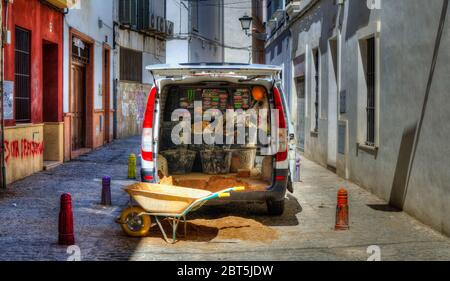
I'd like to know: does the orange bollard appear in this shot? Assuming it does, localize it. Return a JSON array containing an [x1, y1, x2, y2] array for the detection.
[[335, 188, 349, 230], [58, 193, 75, 245]]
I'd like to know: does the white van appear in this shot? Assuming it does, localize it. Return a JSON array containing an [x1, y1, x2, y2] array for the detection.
[[140, 63, 296, 215]]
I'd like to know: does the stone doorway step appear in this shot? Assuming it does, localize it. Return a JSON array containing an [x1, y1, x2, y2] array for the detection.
[[43, 161, 63, 171]]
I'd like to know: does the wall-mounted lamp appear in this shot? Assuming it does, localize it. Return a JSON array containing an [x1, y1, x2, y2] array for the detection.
[[239, 14, 253, 36]]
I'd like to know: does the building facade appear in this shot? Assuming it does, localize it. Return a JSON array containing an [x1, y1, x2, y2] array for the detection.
[[2, 0, 66, 184], [166, 0, 224, 63], [269, 0, 450, 236], [63, 0, 115, 161], [223, 0, 253, 63], [252, 0, 267, 64], [166, 0, 262, 64], [265, 1, 294, 140], [0, 0, 4, 188], [114, 0, 170, 138]]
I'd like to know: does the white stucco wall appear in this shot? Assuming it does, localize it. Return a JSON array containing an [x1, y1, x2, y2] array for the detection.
[[284, 0, 450, 236], [166, 0, 189, 63], [223, 0, 252, 63], [63, 0, 114, 113]]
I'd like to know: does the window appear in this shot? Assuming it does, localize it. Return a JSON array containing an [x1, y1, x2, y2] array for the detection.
[[277, 41, 282, 55], [15, 27, 31, 123], [72, 36, 90, 64], [313, 48, 320, 133], [120, 48, 142, 83], [366, 37, 376, 146], [191, 0, 199, 32]]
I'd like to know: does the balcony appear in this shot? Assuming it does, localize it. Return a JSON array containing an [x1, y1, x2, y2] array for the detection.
[[45, 0, 78, 9], [286, 0, 302, 17]]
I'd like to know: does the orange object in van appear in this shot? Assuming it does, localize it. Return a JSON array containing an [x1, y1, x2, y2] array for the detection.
[[252, 86, 266, 101]]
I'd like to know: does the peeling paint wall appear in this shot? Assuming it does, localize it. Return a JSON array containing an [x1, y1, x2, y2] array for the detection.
[[116, 83, 152, 138]]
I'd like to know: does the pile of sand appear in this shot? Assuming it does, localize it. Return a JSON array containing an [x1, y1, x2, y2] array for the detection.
[[151, 216, 278, 243], [173, 176, 253, 193], [191, 216, 278, 242]]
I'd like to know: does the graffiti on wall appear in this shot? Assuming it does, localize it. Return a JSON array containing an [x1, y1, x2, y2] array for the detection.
[[117, 83, 151, 138], [4, 139, 44, 164]]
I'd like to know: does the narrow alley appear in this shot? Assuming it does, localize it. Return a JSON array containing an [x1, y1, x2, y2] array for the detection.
[[0, 137, 449, 261]]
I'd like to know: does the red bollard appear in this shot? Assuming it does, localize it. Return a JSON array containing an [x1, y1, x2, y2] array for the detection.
[[58, 193, 75, 245], [335, 188, 349, 230]]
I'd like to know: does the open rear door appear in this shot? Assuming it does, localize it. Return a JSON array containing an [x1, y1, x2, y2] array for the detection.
[[276, 83, 297, 191], [146, 63, 282, 79]]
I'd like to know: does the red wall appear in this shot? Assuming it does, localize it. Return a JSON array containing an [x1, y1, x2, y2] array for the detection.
[[3, 0, 64, 126]]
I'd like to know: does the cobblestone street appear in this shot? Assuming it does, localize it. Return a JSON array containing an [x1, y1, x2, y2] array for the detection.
[[0, 137, 449, 261]]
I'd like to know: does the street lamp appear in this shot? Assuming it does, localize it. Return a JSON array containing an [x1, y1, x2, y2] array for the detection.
[[239, 14, 253, 35]]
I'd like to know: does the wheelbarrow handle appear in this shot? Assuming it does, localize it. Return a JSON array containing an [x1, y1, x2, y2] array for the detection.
[[180, 187, 247, 217], [218, 193, 231, 198]]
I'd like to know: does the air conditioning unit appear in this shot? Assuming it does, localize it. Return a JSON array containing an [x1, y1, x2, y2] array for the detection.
[[149, 14, 157, 30], [137, 0, 151, 31], [165, 20, 174, 36], [119, 0, 138, 28], [157, 16, 166, 33]]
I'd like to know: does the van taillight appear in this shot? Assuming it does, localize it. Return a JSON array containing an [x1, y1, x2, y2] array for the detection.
[[141, 128, 153, 161], [273, 87, 288, 162], [141, 87, 157, 162]]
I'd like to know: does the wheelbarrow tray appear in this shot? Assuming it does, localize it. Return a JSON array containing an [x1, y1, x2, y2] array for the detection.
[[124, 182, 212, 214]]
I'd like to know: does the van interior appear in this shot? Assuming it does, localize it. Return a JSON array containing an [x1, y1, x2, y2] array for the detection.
[[156, 81, 275, 193]]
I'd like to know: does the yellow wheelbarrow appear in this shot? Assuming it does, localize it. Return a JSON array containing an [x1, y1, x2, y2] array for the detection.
[[116, 183, 245, 243]]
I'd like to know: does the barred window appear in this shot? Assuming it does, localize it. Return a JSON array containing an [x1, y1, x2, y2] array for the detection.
[[15, 27, 31, 123], [120, 48, 143, 83], [366, 37, 376, 146]]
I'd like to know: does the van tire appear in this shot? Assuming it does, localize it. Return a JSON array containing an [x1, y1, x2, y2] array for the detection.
[[287, 178, 294, 193], [266, 199, 285, 216]]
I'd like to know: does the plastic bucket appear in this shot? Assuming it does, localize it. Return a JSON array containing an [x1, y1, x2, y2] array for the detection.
[[230, 148, 257, 173], [160, 149, 196, 175], [200, 149, 232, 174]]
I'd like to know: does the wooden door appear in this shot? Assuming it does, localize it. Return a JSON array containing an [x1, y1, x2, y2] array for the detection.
[[71, 63, 86, 151]]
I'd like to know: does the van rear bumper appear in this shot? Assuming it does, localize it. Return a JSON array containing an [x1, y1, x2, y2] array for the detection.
[[142, 168, 288, 202], [225, 169, 288, 202], [141, 168, 156, 183]]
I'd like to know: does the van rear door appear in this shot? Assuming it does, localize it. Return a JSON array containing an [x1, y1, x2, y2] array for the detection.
[[141, 86, 160, 182], [276, 83, 296, 191], [146, 63, 282, 80]]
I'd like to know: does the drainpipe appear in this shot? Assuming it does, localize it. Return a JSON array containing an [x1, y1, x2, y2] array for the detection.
[[113, 21, 118, 139]]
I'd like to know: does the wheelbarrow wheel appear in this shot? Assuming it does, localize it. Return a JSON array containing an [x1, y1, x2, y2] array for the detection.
[[120, 207, 151, 237]]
